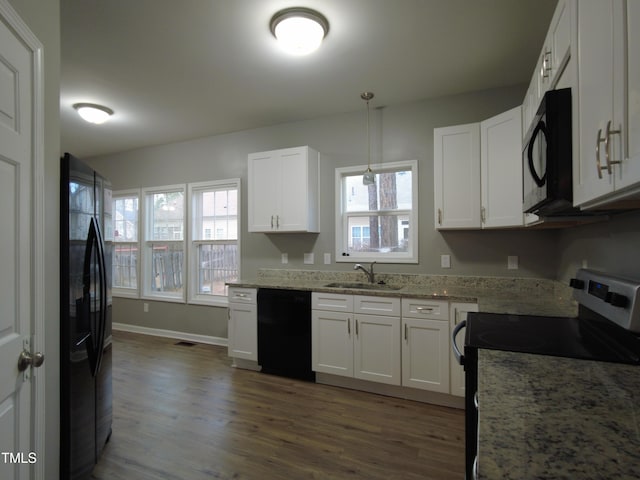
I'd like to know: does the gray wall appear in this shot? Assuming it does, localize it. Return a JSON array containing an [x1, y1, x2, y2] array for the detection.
[[88, 85, 564, 337], [556, 210, 640, 282], [8, 0, 61, 477]]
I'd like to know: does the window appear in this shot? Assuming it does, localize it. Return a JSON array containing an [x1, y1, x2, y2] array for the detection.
[[335, 160, 418, 263], [188, 180, 240, 304], [142, 185, 186, 300], [112, 191, 139, 296]]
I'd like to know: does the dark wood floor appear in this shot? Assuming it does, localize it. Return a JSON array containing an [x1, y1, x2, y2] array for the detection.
[[91, 331, 465, 480]]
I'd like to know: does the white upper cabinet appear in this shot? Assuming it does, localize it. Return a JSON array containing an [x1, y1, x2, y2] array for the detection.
[[523, 0, 575, 138], [481, 106, 524, 228], [434, 107, 523, 230], [248, 146, 320, 232], [433, 123, 481, 229], [574, 0, 640, 208]]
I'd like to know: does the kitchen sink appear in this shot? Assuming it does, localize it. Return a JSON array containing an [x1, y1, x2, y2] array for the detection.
[[324, 282, 403, 291]]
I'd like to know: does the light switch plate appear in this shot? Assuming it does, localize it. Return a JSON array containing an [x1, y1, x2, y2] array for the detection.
[[281, 253, 288, 264], [324, 253, 331, 265], [508, 256, 518, 270], [304, 253, 314, 265], [441, 254, 451, 269]]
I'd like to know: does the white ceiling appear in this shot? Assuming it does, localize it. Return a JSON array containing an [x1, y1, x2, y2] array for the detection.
[[60, 0, 558, 159]]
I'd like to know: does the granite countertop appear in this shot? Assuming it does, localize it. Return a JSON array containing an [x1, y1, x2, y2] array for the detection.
[[478, 350, 640, 479], [228, 270, 577, 317]]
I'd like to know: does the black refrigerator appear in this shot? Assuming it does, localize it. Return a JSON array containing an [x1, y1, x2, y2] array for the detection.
[[60, 152, 113, 479]]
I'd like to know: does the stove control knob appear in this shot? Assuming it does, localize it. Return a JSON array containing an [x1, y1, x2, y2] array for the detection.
[[569, 278, 585, 289], [605, 292, 628, 308]]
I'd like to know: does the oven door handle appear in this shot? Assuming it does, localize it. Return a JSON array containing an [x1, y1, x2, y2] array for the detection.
[[451, 319, 466, 366]]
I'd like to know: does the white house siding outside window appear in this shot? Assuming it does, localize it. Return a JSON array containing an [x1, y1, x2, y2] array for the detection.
[[335, 160, 418, 264], [112, 179, 240, 306]]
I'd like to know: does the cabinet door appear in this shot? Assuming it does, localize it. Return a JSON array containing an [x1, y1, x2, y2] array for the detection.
[[401, 318, 449, 393], [574, 0, 622, 205], [449, 302, 478, 397], [433, 123, 481, 229], [548, 0, 573, 87], [248, 151, 280, 232], [228, 303, 257, 361], [353, 314, 401, 385], [278, 147, 319, 232], [480, 106, 523, 228], [619, 1, 640, 192], [312, 310, 353, 377]]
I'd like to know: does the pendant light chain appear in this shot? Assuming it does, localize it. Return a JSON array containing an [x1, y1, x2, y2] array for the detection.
[[361, 92, 375, 185]]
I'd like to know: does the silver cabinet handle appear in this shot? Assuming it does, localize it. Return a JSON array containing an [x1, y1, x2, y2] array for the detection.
[[542, 50, 552, 78], [276, 215, 280, 228], [451, 320, 466, 365], [270, 215, 274, 228], [235, 293, 247, 298], [596, 128, 607, 179], [347, 318, 351, 335], [404, 323, 408, 341], [437, 208, 442, 225], [604, 120, 622, 174], [416, 306, 434, 313], [480, 206, 486, 223], [355, 319, 359, 336]]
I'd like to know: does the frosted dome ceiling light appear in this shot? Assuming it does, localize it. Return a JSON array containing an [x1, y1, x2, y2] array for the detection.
[[73, 103, 114, 124], [270, 7, 329, 56]]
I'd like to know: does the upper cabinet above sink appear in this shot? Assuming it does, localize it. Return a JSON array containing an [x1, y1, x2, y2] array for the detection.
[[248, 146, 320, 233]]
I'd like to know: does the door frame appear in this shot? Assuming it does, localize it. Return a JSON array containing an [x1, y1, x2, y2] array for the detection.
[[0, 1, 46, 478]]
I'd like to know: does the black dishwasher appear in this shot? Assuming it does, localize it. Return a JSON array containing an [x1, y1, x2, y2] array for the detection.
[[257, 288, 315, 381]]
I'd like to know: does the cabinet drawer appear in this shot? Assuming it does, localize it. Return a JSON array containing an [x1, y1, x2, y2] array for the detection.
[[354, 295, 401, 316], [312, 292, 354, 312], [228, 287, 257, 304], [401, 298, 449, 320]]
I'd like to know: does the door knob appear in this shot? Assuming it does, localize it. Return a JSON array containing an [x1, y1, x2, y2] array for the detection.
[[18, 350, 45, 372]]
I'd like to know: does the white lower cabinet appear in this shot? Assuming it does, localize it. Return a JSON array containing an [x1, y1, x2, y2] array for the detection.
[[312, 292, 401, 386], [401, 299, 450, 393], [227, 287, 258, 361], [449, 302, 479, 397]]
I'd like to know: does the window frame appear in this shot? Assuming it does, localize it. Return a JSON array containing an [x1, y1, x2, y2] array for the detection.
[[187, 179, 241, 307], [112, 189, 140, 298], [141, 184, 187, 302], [335, 160, 418, 264]]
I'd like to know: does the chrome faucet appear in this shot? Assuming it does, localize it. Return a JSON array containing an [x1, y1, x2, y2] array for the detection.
[[354, 262, 376, 283]]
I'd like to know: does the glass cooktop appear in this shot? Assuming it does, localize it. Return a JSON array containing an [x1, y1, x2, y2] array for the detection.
[[465, 311, 640, 365]]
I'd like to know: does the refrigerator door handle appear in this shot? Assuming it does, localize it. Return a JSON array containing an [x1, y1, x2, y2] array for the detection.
[[84, 217, 107, 377]]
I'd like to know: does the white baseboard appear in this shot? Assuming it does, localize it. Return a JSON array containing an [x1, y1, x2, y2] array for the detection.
[[113, 322, 228, 347]]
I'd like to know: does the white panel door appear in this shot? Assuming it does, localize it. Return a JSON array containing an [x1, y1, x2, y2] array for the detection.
[[353, 314, 400, 386], [228, 303, 257, 361], [401, 318, 450, 393], [0, 4, 36, 479], [312, 310, 353, 377]]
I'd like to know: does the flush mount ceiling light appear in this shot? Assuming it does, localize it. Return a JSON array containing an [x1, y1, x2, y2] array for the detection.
[[270, 7, 329, 56], [73, 103, 114, 124], [361, 92, 376, 186]]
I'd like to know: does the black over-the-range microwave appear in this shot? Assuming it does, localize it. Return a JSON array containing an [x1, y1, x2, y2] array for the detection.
[[522, 88, 577, 217]]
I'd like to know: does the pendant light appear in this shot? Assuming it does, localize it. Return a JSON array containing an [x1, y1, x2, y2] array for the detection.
[[361, 92, 375, 185]]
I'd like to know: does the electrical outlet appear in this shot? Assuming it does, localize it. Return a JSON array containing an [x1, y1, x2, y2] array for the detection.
[[441, 254, 451, 269], [143, 303, 149, 313], [507, 256, 518, 270], [324, 253, 331, 265], [281, 253, 288, 264], [304, 253, 314, 265]]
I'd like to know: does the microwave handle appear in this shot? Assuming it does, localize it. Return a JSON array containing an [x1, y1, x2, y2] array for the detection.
[[527, 120, 548, 188]]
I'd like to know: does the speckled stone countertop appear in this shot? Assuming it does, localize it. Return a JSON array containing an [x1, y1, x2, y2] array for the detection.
[[478, 350, 640, 479], [228, 269, 578, 317]]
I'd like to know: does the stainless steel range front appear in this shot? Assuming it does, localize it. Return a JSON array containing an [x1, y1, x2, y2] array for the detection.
[[452, 269, 640, 480]]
